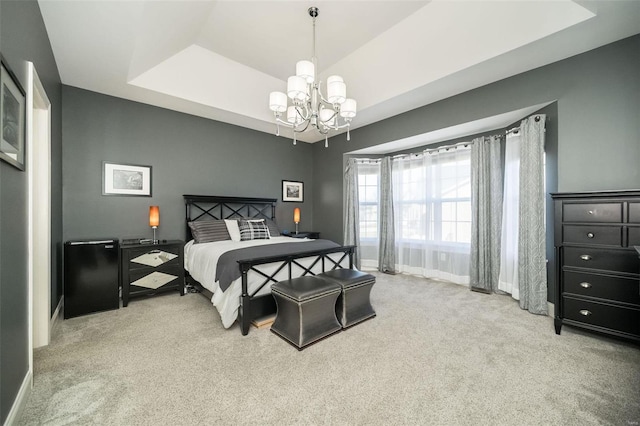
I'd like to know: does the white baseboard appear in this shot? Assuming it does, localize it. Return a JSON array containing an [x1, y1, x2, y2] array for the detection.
[[548, 302, 555, 318], [3, 370, 32, 426]]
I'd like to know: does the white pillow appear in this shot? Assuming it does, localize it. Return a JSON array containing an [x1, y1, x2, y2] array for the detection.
[[224, 219, 241, 242]]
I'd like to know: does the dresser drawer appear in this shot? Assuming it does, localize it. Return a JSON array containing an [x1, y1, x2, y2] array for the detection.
[[563, 297, 640, 336], [628, 226, 640, 246], [563, 247, 639, 274], [563, 225, 622, 246], [563, 271, 640, 305], [629, 203, 640, 223], [126, 247, 182, 271], [563, 202, 622, 223], [128, 265, 183, 290]]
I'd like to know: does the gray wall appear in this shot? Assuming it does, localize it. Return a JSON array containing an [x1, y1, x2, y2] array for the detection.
[[0, 0, 63, 422], [312, 35, 640, 245], [62, 87, 314, 243]]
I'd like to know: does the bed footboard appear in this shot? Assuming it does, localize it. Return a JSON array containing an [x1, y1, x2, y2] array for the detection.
[[238, 245, 355, 335]]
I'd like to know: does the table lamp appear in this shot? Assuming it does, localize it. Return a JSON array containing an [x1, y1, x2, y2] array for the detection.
[[149, 205, 160, 244], [293, 207, 301, 235]]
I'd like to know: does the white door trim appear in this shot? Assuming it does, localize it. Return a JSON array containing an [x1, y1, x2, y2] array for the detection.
[[27, 62, 52, 359]]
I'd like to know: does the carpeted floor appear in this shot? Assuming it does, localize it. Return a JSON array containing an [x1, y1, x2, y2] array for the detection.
[[18, 272, 640, 425]]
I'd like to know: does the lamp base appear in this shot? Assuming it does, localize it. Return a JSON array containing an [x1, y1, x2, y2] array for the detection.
[[295, 223, 299, 235], [152, 226, 158, 244]]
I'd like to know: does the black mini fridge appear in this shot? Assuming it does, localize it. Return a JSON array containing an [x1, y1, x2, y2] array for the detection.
[[64, 239, 119, 318]]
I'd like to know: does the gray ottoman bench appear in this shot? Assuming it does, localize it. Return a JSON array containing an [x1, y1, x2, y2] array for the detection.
[[318, 269, 376, 328], [271, 276, 342, 350]]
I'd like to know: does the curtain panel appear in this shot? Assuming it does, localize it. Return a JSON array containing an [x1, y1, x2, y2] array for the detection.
[[378, 157, 396, 273], [517, 115, 547, 314], [344, 158, 361, 269], [469, 135, 503, 292]]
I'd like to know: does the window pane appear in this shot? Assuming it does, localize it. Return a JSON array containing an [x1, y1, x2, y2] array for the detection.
[[457, 222, 471, 244], [458, 201, 472, 222]]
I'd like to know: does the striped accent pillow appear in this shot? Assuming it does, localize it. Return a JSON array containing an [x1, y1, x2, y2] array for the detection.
[[188, 220, 231, 244], [238, 219, 271, 241]]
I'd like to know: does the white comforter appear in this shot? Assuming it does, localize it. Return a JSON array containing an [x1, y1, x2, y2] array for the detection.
[[185, 237, 347, 328]]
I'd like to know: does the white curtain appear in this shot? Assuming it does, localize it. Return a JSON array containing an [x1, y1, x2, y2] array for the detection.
[[392, 147, 471, 285], [498, 131, 521, 299]]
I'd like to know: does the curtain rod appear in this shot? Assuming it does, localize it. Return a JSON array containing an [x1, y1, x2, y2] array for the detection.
[[506, 114, 545, 135], [354, 158, 381, 164], [392, 140, 473, 159]]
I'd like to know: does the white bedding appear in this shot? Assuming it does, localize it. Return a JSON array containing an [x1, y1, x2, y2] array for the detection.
[[184, 237, 349, 328]]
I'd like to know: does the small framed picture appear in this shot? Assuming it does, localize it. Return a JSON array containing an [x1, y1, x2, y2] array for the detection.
[[282, 180, 303, 202], [103, 162, 152, 196], [0, 55, 26, 171]]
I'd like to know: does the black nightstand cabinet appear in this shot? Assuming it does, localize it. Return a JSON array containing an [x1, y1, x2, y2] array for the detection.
[[286, 231, 320, 239], [552, 191, 640, 343], [120, 240, 185, 307]]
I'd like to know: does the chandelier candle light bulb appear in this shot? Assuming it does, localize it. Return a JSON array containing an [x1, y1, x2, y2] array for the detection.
[[268, 6, 356, 146]]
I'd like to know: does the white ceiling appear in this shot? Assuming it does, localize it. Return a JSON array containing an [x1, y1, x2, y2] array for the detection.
[[38, 0, 640, 143]]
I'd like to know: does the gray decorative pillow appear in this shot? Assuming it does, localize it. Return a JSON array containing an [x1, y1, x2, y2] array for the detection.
[[238, 219, 271, 241], [264, 219, 281, 237], [188, 220, 231, 244]]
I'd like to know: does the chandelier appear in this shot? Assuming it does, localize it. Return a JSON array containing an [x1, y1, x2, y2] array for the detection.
[[268, 7, 356, 147]]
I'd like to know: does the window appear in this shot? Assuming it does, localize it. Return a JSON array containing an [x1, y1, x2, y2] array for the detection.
[[353, 147, 471, 282], [358, 165, 380, 240], [393, 148, 471, 246]]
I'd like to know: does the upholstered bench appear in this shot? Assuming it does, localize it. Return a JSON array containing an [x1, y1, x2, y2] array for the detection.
[[317, 269, 376, 328], [271, 276, 342, 350]]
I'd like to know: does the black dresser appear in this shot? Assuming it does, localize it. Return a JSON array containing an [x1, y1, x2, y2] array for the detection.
[[552, 190, 640, 342], [120, 240, 185, 307]]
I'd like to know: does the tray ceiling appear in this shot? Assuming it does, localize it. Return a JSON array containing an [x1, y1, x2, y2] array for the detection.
[[38, 0, 640, 143]]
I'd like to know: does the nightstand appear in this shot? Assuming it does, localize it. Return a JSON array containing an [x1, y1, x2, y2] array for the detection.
[[286, 231, 320, 239], [120, 240, 185, 307]]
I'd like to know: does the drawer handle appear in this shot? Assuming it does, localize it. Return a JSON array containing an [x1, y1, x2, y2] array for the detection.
[[579, 282, 592, 289], [579, 309, 592, 316], [580, 255, 592, 261], [586, 232, 594, 239], [588, 210, 594, 215]]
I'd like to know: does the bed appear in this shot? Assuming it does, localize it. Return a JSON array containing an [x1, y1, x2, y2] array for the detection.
[[183, 195, 355, 335]]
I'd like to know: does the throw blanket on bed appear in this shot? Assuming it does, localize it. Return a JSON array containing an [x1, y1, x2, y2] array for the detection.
[[215, 239, 341, 291]]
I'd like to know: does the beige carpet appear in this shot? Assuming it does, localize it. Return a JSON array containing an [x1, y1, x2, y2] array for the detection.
[[18, 272, 640, 425]]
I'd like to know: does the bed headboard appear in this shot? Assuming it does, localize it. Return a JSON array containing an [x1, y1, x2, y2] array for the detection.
[[183, 195, 277, 241]]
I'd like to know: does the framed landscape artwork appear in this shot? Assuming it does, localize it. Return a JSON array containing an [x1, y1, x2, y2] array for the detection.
[[282, 180, 303, 202], [0, 55, 26, 171], [102, 162, 152, 196]]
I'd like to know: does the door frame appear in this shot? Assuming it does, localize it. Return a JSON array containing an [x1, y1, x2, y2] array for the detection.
[[27, 62, 52, 359]]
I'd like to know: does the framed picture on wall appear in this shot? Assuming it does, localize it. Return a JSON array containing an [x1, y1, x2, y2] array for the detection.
[[102, 162, 152, 196], [0, 55, 26, 171], [282, 180, 303, 202]]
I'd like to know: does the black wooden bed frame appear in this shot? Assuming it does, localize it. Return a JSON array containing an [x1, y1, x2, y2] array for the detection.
[[183, 195, 355, 335]]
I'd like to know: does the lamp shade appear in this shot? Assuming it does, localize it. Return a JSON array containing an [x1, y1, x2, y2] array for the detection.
[[340, 98, 357, 118], [319, 107, 336, 126], [296, 60, 315, 84], [327, 78, 346, 104], [293, 207, 301, 224], [149, 206, 160, 227], [287, 106, 299, 124], [287, 76, 307, 101], [269, 91, 287, 113]]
